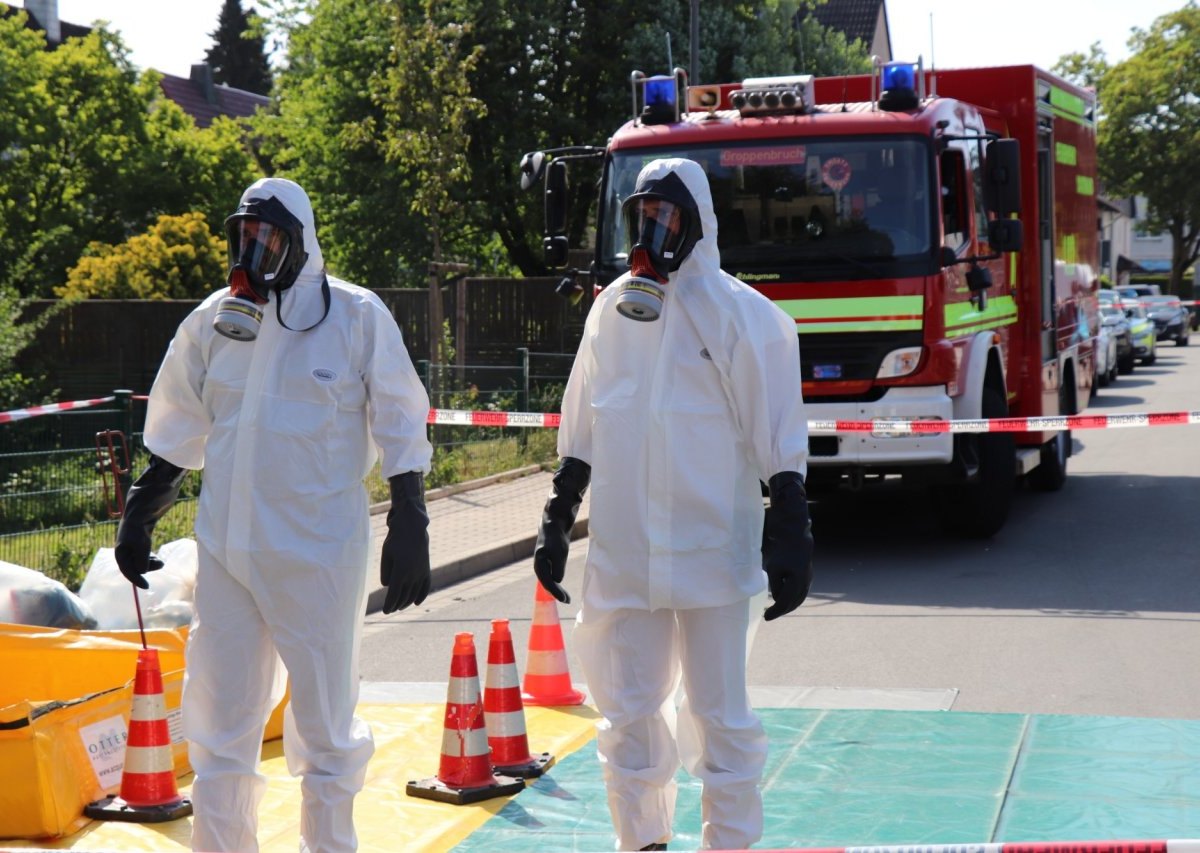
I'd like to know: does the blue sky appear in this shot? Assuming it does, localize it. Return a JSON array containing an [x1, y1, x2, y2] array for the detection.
[[52, 0, 1193, 80]]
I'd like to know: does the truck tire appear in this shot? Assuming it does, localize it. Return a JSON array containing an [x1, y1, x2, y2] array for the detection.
[[1028, 382, 1073, 492], [932, 387, 1015, 538]]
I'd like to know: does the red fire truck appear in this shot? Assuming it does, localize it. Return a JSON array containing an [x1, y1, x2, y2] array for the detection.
[[523, 61, 1100, 537]]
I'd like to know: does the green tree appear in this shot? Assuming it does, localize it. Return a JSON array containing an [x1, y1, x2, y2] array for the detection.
[[253, 0, 428, 287], [0, 288, 55, 409], [1097, 3, 1200, 298], [1053, 41, 1110, 91], [0, 12, 258, 296], [55, 212, 227, 301], [205, 0, 273, 95]]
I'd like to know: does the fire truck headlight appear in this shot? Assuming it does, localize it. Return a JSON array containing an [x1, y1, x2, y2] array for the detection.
[[877, 346, 923, 378]]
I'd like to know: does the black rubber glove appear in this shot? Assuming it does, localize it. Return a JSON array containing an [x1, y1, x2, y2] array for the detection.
[[114, 454, 188, 589], [533, 457, 591, 604], [380, 471, 431, 614], [761, 471, 814, 621]]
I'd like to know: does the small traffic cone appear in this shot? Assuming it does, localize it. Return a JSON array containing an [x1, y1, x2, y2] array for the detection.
[[484, 618, 554, 778], [407, 632, 525, 805], [522, 581, 586, 706], [84, 648, 192, 823]]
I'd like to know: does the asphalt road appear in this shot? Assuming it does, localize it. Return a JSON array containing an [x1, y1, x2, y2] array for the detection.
[[360, 342, 1200, 720]]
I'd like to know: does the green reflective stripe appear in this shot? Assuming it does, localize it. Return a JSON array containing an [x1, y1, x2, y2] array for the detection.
[[1076, 175, 1094, 196], [1055, 142, 1077, 165], [1050, 86, 1085, 117], [775, 296, 923, 334], [945, 295, 1018, 336]]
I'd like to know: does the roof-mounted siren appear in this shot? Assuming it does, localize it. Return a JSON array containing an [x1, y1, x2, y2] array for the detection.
[[631, 68, 688, 126], [730, 75, 815, 117], [875, 57, 925, 111]]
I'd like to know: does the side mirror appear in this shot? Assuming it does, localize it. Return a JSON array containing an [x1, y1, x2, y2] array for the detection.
[[518, 151, 546, 191], [545, 160, 568, 239], [544, 235, 569, 268], [987, 218, 1023, 252], [984, 138, 1021, 216]]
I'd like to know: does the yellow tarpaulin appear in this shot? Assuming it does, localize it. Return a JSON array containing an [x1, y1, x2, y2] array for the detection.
[[6, 704, 599, 851], [0, 623, 287, 841]]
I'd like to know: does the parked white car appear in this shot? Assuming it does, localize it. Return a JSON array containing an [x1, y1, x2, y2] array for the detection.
[[1094, 319, 1118, 391]]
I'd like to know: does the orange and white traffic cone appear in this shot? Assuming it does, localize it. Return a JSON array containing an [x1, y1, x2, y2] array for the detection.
[[522, 581, 586, 706], [84, 648, 192, 823], [407, 632, 525, 805], [484, 618, 554, 778]]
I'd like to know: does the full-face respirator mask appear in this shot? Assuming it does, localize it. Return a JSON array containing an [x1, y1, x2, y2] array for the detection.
[[616, 171, 702, 322], [213, 195, 310, 341]]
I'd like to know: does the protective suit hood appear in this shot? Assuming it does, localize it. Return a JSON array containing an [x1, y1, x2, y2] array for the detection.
[[237, 177, 325, 282], [633, 159, 721, 287], [222, 177, 329, 334]]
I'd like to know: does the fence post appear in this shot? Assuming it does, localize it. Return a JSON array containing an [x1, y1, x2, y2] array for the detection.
[[517, 348, 530, 412], [517, 349, 530, 451], [114, 388, 134, 496]]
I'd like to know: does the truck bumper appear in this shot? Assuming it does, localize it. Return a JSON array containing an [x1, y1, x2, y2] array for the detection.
[[808, 386, 954, 466]]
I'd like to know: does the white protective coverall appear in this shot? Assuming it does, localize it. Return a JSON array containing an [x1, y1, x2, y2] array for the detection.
[[560, 158, 809, 851], [142, 178, 433, 852]]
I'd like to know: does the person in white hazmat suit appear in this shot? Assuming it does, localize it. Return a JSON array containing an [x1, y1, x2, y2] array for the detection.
[[533, 158, 814, 851], [113, 177, 434, 853]]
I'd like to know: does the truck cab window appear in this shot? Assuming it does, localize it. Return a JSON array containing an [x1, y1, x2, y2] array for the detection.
[[939, 148, 967, 251]]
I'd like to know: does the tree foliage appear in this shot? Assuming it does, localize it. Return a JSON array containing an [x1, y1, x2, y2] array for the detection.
[[251, 0, 872, 285], [0, 288, 56, 409], [1097, 3, 1200, 296], [56, 212, 227, 301], [0, 12, 258, 297], [205, 0, 273, 95]]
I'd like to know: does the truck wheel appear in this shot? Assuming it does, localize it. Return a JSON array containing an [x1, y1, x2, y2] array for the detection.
[[1028, 383, 1072, 492], [932, 387, 1015, 538]]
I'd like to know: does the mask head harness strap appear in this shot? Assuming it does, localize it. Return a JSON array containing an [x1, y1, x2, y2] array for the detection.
[[223, 194, 330, 333], [620, 169, 703, 282]]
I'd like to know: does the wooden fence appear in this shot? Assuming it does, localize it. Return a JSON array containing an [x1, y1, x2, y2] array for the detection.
[[21, 277, 593, 401]]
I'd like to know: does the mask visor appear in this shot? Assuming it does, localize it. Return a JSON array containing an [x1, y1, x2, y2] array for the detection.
[[624, 198, 688, 266], [226, 218, 292, 284]]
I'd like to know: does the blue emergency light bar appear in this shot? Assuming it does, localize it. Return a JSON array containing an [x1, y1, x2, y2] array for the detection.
[[881, 61, 916, 92], [644, 75, 676, 110], [878, 59, 922, 111], [631, 68, 686, 125]]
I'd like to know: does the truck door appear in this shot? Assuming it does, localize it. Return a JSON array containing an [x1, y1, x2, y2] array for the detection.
[[1037, 123, 1055, 363]]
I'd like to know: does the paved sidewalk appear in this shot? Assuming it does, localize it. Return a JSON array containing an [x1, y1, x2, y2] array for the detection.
[[363, 465, 589, 614]]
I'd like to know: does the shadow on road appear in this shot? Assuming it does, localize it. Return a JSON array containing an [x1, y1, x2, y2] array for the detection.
[[805, 472, 1199, 615]]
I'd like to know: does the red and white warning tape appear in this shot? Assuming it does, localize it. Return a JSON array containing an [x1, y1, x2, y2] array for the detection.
[[5, 399, 1198, 435], [0, 395, 115, 425], [427, 408, 1200, 434], [807, 410, 1200, 435], [428, 408, 562, 429], [762, 841, 1200, 853]]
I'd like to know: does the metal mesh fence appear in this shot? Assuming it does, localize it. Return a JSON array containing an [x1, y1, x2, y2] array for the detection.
[[0, 353, 575, 583]]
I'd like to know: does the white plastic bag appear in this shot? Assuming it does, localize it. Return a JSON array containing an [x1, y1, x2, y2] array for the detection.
[[0, 560, 97, 629], [78, 538, 198, 630]]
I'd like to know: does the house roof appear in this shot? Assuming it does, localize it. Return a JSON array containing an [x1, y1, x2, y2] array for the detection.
[[808, 0, 888, 49], [0, 2, 91, 45], [157, 65, 269, 129]]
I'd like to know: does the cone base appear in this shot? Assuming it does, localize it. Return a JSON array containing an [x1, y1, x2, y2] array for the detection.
[[406, 773, 525, 805], [521, 687, 586, 707], [84, 795, 193, 824], [494, 751, 555, 779]]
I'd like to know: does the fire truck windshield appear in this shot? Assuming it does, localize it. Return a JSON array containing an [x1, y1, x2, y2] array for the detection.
[[599, 137, 936, 282]]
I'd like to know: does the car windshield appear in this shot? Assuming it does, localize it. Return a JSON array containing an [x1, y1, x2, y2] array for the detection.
[[1124, 303, 1148, 319], [1100, 305, 1123, 319], [1143, 296, 1179, 307], [599, 136, 936, 282]]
